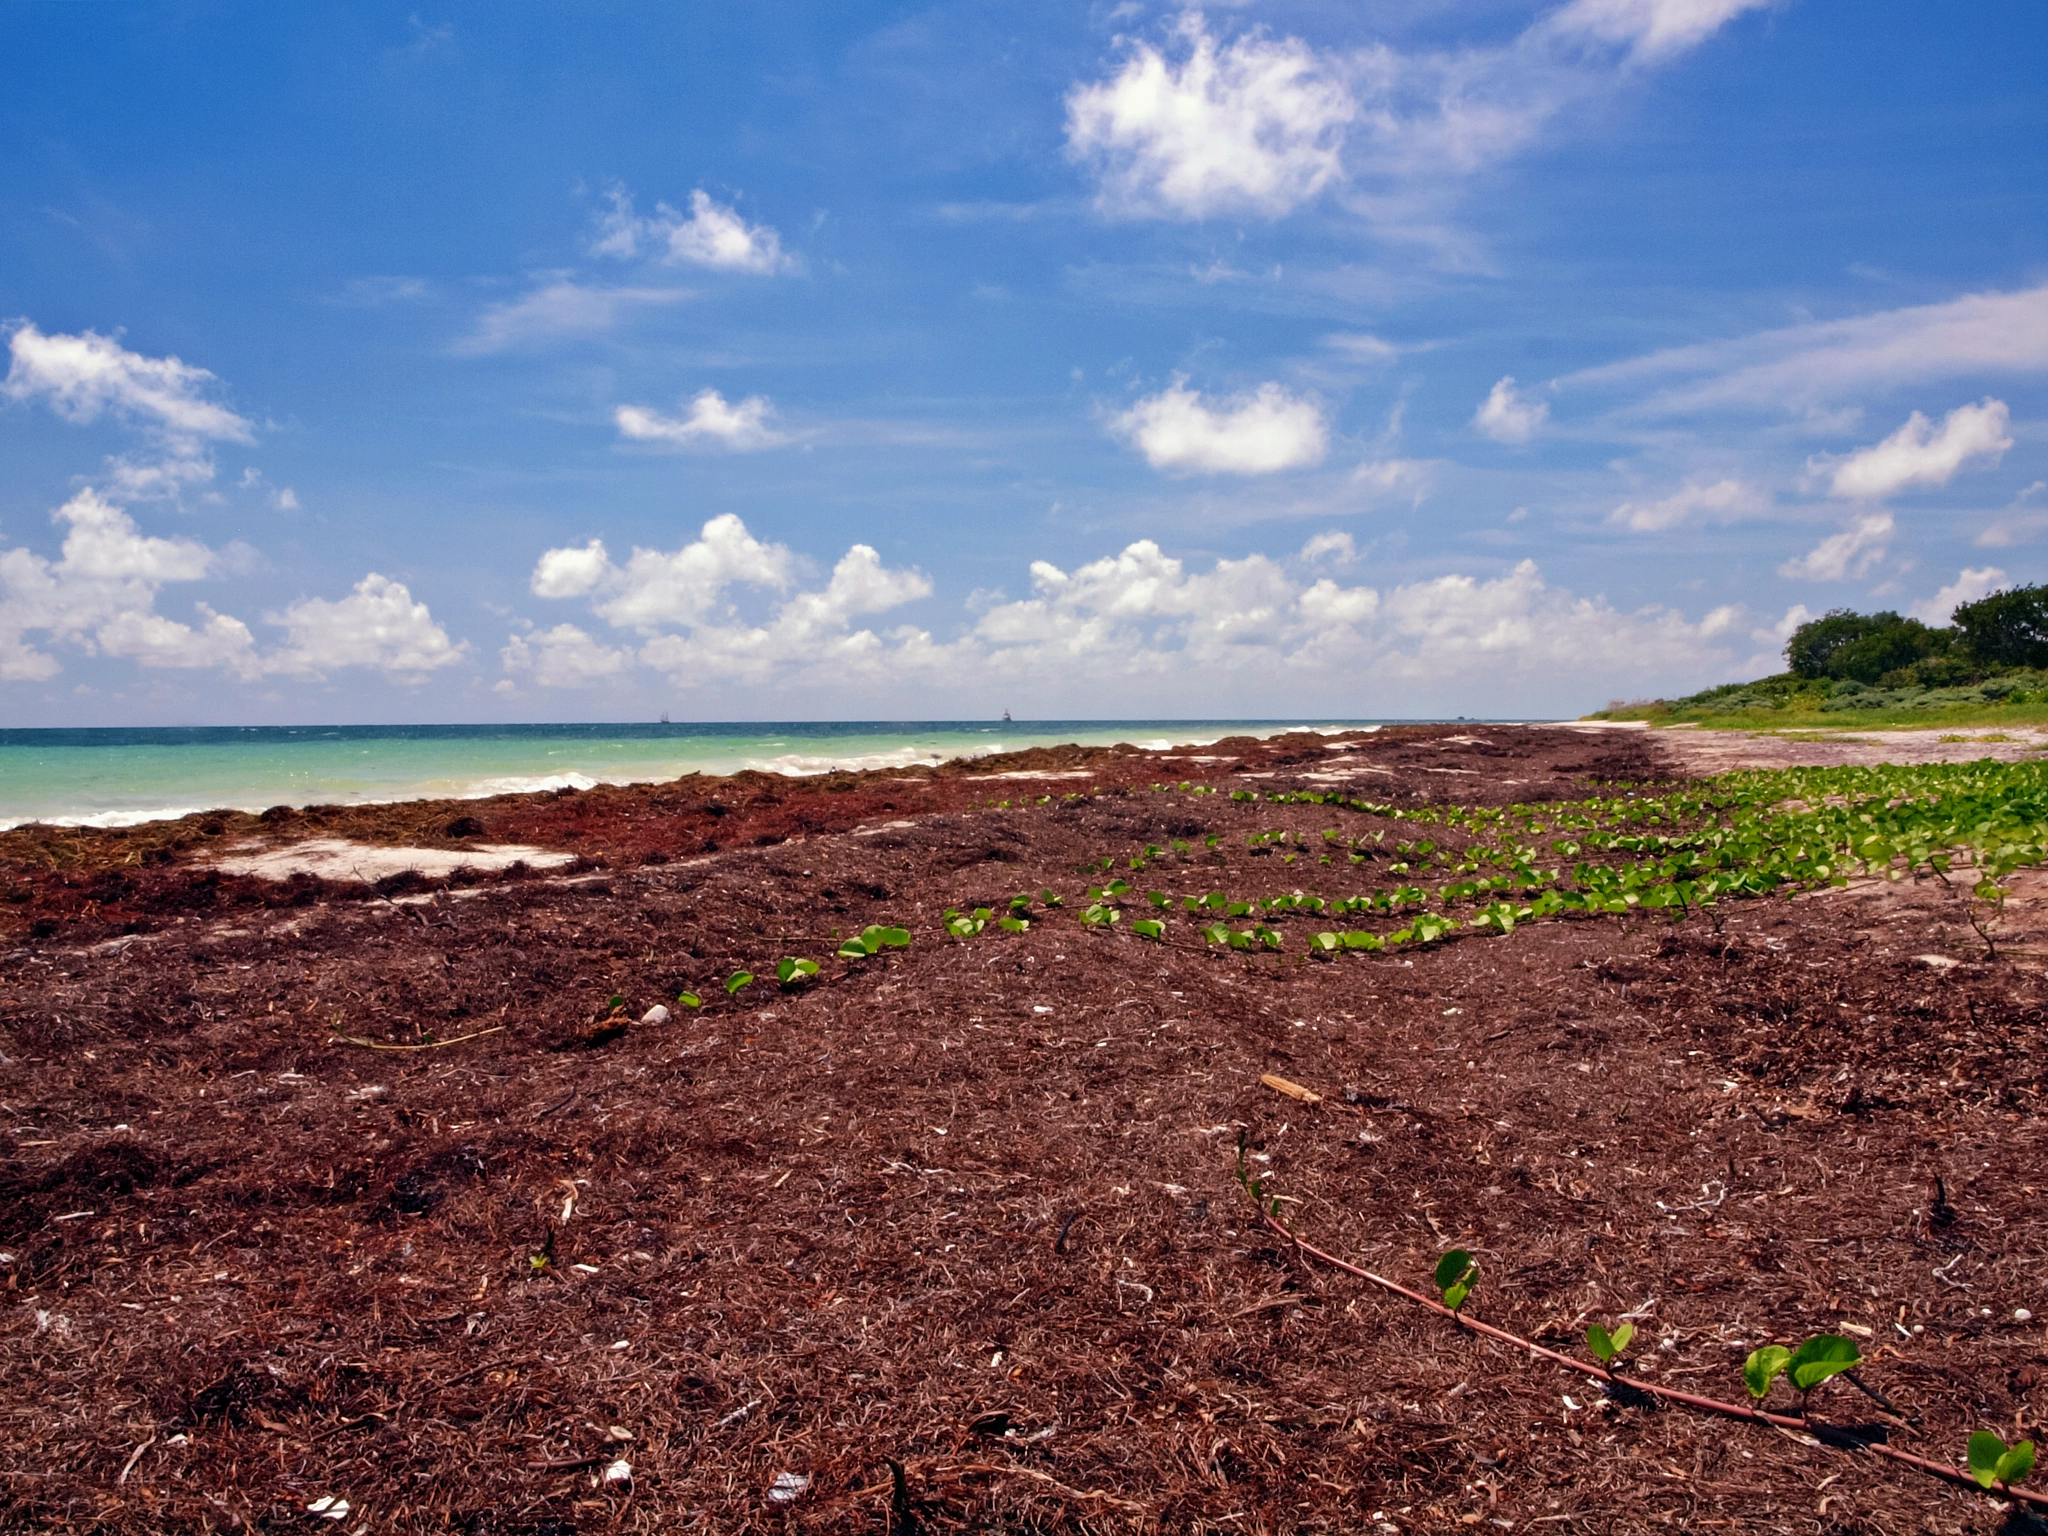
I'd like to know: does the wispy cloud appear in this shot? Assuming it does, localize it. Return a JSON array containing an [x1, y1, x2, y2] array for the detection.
[[456, 280, 691, 354], [1608, 477, 1765, 532], [1566, 284, 2048, 414]]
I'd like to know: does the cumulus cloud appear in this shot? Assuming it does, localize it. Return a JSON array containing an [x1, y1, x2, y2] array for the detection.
[[532, 515, 796, 632], [265, 575, 466, 681], [614, 389, 786, 451], [1108, 379, 1328, 474], [457, 280, 691, 354], [1064, 5, 1774, 236], [0, 489, 251, 681], [1817, 398, 2012, 499], [1065, 13, 1355, 220], [1472, 376, 1548, 444], [1608, 477, 1764, 532], [521, 515, 932, 689], [1777, 513, 1894, 581], [1908, 567, 2007, 626], [4, 323, 254, 443], [500, 623, 634, 690], [1569, 284, 2048, 415], [972, 542, 1739, 689], [592, 186, 793, 274]]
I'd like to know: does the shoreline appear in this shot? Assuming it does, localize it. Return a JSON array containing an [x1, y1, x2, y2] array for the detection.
[[0, 718, 1486, 831]]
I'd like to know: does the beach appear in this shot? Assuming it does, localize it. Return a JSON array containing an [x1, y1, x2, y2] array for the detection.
[[1, 724, 2042, 1533]]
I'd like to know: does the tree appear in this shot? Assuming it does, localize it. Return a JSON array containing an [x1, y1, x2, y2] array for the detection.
[[1953, 584, 2048, 669], [1785, 610, 1951, 683]]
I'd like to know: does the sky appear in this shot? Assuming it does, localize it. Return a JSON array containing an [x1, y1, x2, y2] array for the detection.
[[1, 0, 2044, 725]]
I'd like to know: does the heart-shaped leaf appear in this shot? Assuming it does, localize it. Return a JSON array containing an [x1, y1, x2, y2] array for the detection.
[[1434, 1249, 1476, 1312], [1786, 1334, 1861, 1392], [1743, 1344, 1790, 1400]]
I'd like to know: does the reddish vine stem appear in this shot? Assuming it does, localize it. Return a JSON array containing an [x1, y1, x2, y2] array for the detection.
[[1258, 1212, 2047, 1511]]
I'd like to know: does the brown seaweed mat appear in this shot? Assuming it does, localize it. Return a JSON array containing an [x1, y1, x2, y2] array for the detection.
[[1, 727, 2044, 1533]]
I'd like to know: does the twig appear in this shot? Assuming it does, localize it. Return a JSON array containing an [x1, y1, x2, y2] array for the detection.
[[1257, 1209, 2048, 1511], [329, 1025, 506, 1052], [933, 1462, 1148, 1514], [116, 1438, 153, 1486]]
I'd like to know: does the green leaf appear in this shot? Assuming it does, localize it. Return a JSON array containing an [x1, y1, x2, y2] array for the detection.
[[1147, 890, 1170, 908], [1786, 1334, 1861, 1392], [1201, 923, 1229, 945], [1434, 1249, 1476, 1311], [837, 938, 872, 958], [607, 993, 625, 1011], [725, 971, 754, 995], [776, 957, 819, 985], [999, 915, 1030, 932], [1743, 1345, 1790, 1400], [676, 992, 702, 1009], [1040, 888, 1064, 907], [1586, 1320, 1634, 1364], [877, 926, 911, 948], [1999, 1440, 2037, 1487], [1970, 1430, 2009, 1489], [1132, 918, 1165, 941]]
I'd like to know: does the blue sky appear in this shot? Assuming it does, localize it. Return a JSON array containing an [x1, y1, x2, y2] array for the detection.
[[2, 0, 2043, 724]]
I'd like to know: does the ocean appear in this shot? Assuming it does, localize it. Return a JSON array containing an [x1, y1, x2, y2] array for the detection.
[[0, 720, 1408, 829]]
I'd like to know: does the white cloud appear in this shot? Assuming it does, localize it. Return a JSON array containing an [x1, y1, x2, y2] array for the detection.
[[1108, 379, 1328, 474], [3, 323, 253, 443], [1908, 567, 2007, 625], [973, 543, 1737, 689], [530, 514, 795, 632], [593, 186, 793, 274], [1976, 481, 2048, 548], [524, 515, 932, 689], [1817, 398, 2012, 499], [500, 623, 634, 689], [1065, 13, 1355, 220], [1472, 376, 1548, 443], [1064, 5, 1773, 239], [1777, 513, 1894, 581], [1543, 0, 1779, 62], [456, 281, 691, 354], [1321, 332, 1402, 363], [1608, 477, 1764, 532], [265, 574, 466, 681], [1569, 284, 2048, 414], [1353, 457, 1434, 498], [1300, 530, 1356, 564], [0, 321, 462, 691], [614, 389, 787, 451], [0, 489, 261, 681]]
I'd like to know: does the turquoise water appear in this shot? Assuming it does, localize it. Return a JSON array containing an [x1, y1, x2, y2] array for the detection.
[[0, 720, 1399, 828]]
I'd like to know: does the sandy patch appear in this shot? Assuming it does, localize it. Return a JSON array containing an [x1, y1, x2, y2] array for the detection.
[[1651, 723, 2048, 774], [210, 838, 577, 881], [964, 769, 1096, 781]]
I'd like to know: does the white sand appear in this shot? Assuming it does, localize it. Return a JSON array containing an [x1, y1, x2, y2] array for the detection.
[[211, 838, 578, 881]]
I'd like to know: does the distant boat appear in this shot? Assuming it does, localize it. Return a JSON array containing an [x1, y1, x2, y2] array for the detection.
[[660, 712, 670, 724], [1002, 709, 1012, 721]]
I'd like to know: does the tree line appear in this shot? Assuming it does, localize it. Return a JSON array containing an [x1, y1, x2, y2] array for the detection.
[[1787, 583, 2048, 687]]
